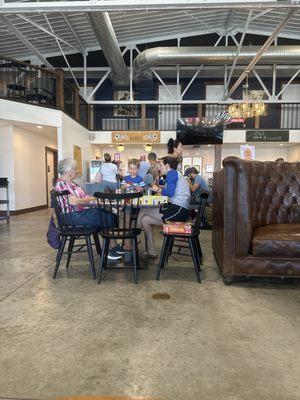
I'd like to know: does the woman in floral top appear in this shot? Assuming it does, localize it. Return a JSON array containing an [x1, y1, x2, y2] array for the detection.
[[55, 158, 122, 260]]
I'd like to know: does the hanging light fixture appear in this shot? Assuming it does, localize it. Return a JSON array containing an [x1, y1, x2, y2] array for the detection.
[[144, 144, 152, 152], [228, 75, 266, 119], [117, 144, 125, 152]]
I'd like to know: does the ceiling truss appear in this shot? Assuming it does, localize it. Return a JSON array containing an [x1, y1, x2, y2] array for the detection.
[[1, 2, 300, 104]]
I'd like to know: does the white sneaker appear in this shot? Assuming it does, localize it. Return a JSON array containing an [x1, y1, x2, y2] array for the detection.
[[107, 250, 122, 260]]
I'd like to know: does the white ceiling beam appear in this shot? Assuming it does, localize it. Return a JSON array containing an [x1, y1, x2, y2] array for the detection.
[[0, 1, 296, 14], [17, 14, 81, 53], [252, 68, 271, 98], [60, 13, 85, 53], [226, 8, 297, 98], [44, 13, 82, 92], [1, 15, 53, 69]]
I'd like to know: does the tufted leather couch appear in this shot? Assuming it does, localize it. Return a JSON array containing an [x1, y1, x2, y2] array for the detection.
[[213, 156, 300, 283]]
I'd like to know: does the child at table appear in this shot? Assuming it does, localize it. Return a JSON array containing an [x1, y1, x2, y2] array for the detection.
[[121, 158, 145, 192]]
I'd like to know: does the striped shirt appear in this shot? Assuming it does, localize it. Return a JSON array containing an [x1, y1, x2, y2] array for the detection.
[[55, 178, 89, 212]]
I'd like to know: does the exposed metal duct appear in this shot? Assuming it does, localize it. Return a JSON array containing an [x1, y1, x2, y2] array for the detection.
[[133, 46, 300, 81], [87, 12, 129, 87]]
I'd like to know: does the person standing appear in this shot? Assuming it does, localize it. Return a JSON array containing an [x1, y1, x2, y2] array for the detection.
[[167, 138, 183, 158], [98, 153, 118, 192]]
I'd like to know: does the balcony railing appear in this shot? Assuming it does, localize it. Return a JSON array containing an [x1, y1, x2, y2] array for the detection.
[[0, 55, 90, 129]]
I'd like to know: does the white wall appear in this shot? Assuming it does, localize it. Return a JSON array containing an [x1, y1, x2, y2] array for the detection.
[[221, 145, 288, 162], [287, 145, 300, 162], [0, 126, 15, 210], [0, 99, 61, 128], [13, 126, 57, 210], [59, 113, 92, 183]]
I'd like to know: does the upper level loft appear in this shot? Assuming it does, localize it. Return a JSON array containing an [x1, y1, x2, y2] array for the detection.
[[1, 52, 300, 132]]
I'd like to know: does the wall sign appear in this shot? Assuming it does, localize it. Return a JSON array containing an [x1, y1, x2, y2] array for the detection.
[[73, 145, 82, 176], [246, 130, 289, 142], [112, 131, 161, 144]]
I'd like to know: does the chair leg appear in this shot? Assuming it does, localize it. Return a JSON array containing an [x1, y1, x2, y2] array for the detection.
[[132, 238, 139, 284], [134, 236, 140, 270], [156, 236, 170, 280], [98, 238, 109, 284], [86, 235, 96, 279], [191, 237, 201, 271], [195, 236, 203, 264], [188, 238, 201, 283], [66, 236, 75, 269], [93, 233, 101, 254], [165, 236, 175, 265], [53, 236, 67, 279]]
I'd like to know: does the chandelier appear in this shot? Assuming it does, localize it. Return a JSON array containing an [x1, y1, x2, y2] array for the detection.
[[228, 76, 266, 119]]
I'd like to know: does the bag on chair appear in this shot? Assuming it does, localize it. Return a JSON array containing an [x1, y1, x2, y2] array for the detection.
[[46, 215, 61, 249]]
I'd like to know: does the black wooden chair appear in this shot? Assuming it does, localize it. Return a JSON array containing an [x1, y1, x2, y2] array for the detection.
[[0, 178, 9, 224], [94, 191, 143, 284], [51, 190, 101, 279], [156, 192, 209, 283]]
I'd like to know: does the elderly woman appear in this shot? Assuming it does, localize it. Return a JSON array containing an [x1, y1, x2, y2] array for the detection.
[[55, 158, 122, 260]]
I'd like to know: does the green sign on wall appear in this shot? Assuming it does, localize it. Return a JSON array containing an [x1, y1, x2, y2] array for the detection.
[[246, 130, 289, 142]]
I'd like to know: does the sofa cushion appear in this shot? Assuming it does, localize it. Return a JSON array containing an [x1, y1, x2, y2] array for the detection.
[[252, 223, 300, 257]]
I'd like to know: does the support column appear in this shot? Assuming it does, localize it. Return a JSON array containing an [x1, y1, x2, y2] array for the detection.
[[197, 104, 203, 119], [141, 104, 146, 130], [214, 144, 222, 172], [255, 115, 260, 129], [74, 87, 80, 122], [55, 69, 64, 110], [87, 104, 92, 130]]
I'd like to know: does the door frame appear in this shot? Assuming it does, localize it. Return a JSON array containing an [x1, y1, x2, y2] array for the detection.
[[45, 146, 58, 207]]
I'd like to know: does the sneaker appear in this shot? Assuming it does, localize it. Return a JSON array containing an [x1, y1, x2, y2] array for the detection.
[[107, 250, 122, 260], [112, 244, 126, 255]]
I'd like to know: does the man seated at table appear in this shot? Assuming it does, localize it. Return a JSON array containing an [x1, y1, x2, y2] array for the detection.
[[121, 158, 145, 192], [185, 167, 212, 230], [55, 158, 123, 260]]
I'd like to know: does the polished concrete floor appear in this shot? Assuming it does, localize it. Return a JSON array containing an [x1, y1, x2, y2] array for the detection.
[[0, 210, 300, 400]]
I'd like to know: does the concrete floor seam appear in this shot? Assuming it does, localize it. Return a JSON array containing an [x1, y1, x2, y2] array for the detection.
[[0, 260, 55, 304]]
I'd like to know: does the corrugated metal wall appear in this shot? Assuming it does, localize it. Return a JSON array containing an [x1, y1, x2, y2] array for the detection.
[[281, 105, 300, 129]]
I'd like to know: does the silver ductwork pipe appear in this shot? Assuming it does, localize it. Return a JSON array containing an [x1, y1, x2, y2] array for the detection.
[[87, 12, 129, 87], [133, 46, 300, 81]]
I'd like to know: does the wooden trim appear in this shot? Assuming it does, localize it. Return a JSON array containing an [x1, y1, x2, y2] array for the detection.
[[0, 204, 48, 216], [45, 147, 58, 208], [55, 69, 64, 110], [74, 87, 80, 122]]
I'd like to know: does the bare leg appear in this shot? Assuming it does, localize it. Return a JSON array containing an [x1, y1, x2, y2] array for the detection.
[[140, 209, 163, 255]]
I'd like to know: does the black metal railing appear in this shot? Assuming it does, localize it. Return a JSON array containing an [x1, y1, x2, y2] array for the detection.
[[0, 55, 56, 107], [0, 55, 90, 130]]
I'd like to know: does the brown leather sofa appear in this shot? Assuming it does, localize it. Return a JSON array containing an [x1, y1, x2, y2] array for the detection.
[[213, 156, 300, 284]]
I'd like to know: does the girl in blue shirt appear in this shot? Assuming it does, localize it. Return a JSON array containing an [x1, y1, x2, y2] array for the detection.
[[138, 156, 190, 258]]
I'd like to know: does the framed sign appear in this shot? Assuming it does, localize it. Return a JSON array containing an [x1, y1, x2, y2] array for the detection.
[[112, 131, 161, 143], [240, 145, 255, 160], [73, 145, 82, 176], [246, 130, 289, 142], [113, 91, 138, 117]]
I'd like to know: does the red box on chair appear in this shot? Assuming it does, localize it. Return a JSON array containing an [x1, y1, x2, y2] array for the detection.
[[163, 222, 192, 235]]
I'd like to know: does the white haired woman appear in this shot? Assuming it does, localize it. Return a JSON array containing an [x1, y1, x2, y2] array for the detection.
[[55, 158, 122, 260]]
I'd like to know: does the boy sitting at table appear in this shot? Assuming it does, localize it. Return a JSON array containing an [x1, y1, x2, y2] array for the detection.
[[121, 158, 145, 192]]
